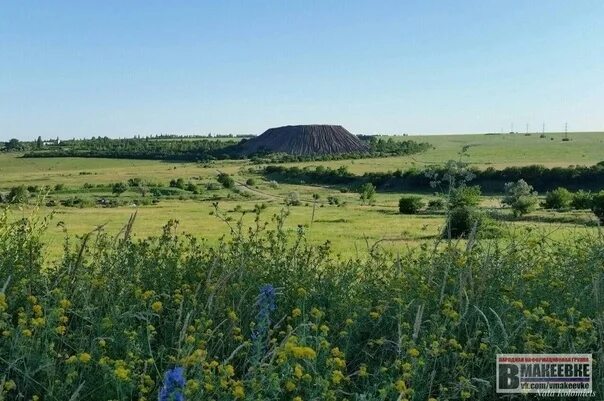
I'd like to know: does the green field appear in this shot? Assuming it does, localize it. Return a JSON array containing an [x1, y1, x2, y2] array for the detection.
[[2, 132, 603, 400], [2, 131, 602, 258]]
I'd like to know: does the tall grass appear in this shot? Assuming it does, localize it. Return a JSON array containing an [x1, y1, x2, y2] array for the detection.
[[0, 207, 602, 400]]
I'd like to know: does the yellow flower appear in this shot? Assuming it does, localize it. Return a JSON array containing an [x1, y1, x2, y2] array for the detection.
[[285, 380, 296, 391], [395, 379, 407, 392], [294, 364, 304, 378], [224, 364, 235, 377], [22, 329, 32, 337], [345, 318, 354, 326], [65, 355, 77, 364], [369, 311, 380, 320], [114, 366, 130, 381], [331, 370, 345, 385], [290, 346, 316, 360], [359, 364, 368, 377], [55, 326, 67, 335], [407, 348, 420, 358], [59, 299, 71, 309], [232, 382, 245, 399], [310, 307, 322, 319], [292, 308, 302, 318], [293, 397, 303, 401], [98, 339, 107, 347], [227, 310, 238, 321], [79, 352, 92, 363], [151, 301, 163, 313], [0, 293, 7, 312], [4, 380, 16, 391]]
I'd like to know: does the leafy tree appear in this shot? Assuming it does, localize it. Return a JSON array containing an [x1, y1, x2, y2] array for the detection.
[[427, 198, 445, 210], [285, 192, 301, 206], [36, 136, 43, 149], [572, 190, 593, 210], [591, 191, 604, 224], [503, 179, 539, 217], [543, 187, 572, 209], [5, 138, 22, 151], [449, 185, 481, 208], [359, 183, 376, 205], [169, 178, 186, 189], [127, 177, 142, 187], [398, 196, 424, 214], [217, 173, 235, 189], [7, 186, 29, 204], [112, 182, 128, 196]]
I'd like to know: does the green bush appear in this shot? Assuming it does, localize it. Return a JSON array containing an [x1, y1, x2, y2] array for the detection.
[[503, 179, 539, 217], [449, 185, 481, 208], [572, 190, 593, 210], [245, 178, 256, 186], [591, 191, 604, 223], [7, 186, 29, 204], [398, 196, 424, 214], [111, 182, 128, 196], [217, 173, 235, 188], [543, 187, 572, 209], [427, 198, 445, 210]]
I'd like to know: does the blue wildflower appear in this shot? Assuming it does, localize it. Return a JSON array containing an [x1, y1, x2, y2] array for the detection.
[[159, 366, 185, 401], [252, 284, 276, 341]]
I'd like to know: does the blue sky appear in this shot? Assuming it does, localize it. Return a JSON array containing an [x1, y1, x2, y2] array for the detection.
[[1, 1, 603, 140]]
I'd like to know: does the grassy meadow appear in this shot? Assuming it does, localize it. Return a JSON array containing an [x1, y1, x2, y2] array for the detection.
[[2, 132, 604, 258], [1, 132, 604, 400]]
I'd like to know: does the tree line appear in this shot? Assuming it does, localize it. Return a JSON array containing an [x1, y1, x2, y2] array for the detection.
[[263, 162, 604, 193]]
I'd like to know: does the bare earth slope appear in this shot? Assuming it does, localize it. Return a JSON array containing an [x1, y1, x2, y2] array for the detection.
[[238, 124, 369, 155]]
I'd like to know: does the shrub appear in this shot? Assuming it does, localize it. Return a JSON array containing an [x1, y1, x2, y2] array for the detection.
[[503, 179, 539, 217], [398, 196, 424, 214], [327, 195, 340, 206], [128, 177, 142, 187], [359, 183, 376, 205], [591, 191, 604, 224], [572, 190, 593, 210], [427, 198, 445, 210], [449, 185, 481, 208], [285, 192, 301, 206], [206, 182, 221, 191], [111, 182, 128, 196], [185, 182, 199, 193], [543, 187, 572, 209], [169, 178, 186, 189], [217, 173, 235, 189], [7, 186, 29, 204], [245, 178, 256, 186]]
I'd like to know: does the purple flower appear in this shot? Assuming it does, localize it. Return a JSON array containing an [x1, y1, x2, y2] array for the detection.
[[159, 367, 185, 401]]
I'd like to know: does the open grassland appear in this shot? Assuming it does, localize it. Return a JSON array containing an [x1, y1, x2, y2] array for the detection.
[[280, 131, 604, 173], [2, 130, 603, 259]]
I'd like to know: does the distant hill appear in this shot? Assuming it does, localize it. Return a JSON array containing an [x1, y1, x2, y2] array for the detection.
[[237, 125, 369, 156]]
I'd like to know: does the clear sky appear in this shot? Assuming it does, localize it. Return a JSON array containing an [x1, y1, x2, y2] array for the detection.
[[1, 1, 603, 140]]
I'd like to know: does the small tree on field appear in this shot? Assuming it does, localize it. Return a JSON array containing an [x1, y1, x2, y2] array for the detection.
[[398, 196, 424, 214], [112, 182, 128, 196], [503, 179, 539, 217], [544, 187, 572, 210], [572, 190, 593, 210], [217, 173, 234, 189], [590, 191, 604, 224], [359, 183, 376, 205], [8, 186, 29, 204], [449, 185, 481, 208]]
